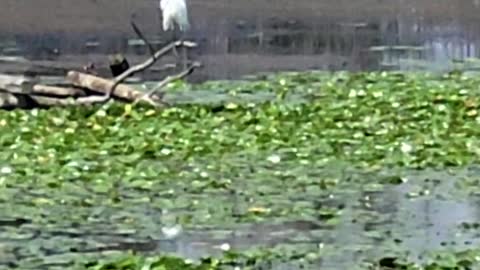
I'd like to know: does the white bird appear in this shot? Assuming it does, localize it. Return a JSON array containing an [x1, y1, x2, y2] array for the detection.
[[159, 0, 190, 68], [159, 0, 190, 33]]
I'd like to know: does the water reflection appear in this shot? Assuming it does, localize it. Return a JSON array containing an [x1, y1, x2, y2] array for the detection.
[[3, 12, 480, 80], [152, 168, 480, 269], [2, 164, 480, 270]]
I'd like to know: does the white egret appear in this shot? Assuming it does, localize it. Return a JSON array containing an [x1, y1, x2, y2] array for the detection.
[[159, 0, 190, 68], [159, 0, 190, 33]]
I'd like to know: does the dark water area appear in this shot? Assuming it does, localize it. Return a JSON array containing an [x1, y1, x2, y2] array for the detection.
[[2, 1, 480, 81], [3, 166, 480, 269]]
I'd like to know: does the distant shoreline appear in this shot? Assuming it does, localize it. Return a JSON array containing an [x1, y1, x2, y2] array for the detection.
[[0, 0, 478, 81], [0, 0, 476, 34]]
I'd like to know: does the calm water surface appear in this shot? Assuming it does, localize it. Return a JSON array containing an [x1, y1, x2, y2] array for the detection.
[[2, 1, 480, 80]]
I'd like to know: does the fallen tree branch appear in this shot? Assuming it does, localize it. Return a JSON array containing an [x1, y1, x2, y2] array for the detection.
[[97, 40, 194, 103], [81, 20, 198, 110], [66, 71, 148, 101], [150, 63, 177, 72], [101, 20, 197, 101], [135, 61, 202, 105], [100, 20, 196, 103], [0, 92, 73, 109], [29, 95, 77, 106], [74, 95, 118, 106], [32, 84, 86, 97], [131, 20, 156, 57]]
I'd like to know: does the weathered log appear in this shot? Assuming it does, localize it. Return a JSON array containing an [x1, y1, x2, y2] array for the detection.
[[0, 91, 78, 109], [32, 84, 87, 97], [0, 74, 37, 94], [0, 92, 23, 108], [66, 71, 145, 101], [29, 95, 76, 107]]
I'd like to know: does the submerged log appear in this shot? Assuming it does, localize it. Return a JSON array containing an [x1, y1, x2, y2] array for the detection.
[[66, 71, 145, 101]]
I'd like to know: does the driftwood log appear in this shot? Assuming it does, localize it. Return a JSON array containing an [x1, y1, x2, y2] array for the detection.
[[0, 74, 82, 108], [0, 41, 200, 109], [66, 71, 145, 101], [33, 84, 86, 97], [0, 21, 201, 109]]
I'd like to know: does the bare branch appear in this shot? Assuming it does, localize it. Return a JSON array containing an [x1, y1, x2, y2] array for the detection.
[[130, 20, 156, 57], [101, 40, 192, 102], [133, 61, 201, 106], [95, 20, 196, 102], [99, 21, 197, 103], [148, 61, 201, 96], [151, 63, 177, 72]]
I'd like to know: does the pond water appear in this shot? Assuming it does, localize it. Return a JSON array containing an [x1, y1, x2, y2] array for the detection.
[[2, 162, 480, 269], [2, 0, 480, 81], [2, 1, 480, 269]]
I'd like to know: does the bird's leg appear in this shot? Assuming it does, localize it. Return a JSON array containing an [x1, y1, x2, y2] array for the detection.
[[171, 30, 180, 64], [182, 30, 189, 69], [180, 35, 188, 70], [182, 46, 188, 69]]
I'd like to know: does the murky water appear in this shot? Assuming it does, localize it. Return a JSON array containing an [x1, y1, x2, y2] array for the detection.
[[2, 1, 480, 81], [2, 165, 480, 269], [151, 167, 480, 269]]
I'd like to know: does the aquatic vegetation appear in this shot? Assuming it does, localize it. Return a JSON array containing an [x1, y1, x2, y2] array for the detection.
[[2, 70, 480, 269], [80, 247, 480, 270]]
